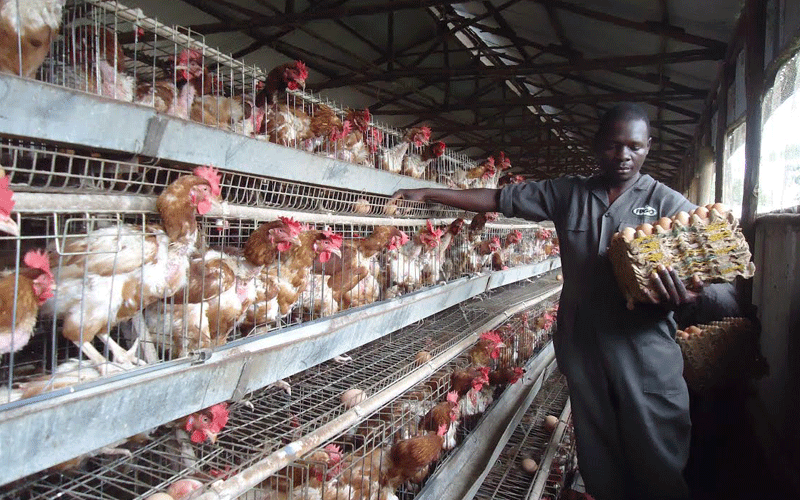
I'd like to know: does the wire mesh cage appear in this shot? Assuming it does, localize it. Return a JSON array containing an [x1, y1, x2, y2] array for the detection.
[[0, 0, 497, 186], [0, 279, 561, 499]]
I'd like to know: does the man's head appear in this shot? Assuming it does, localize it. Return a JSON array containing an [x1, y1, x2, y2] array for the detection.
[[594, 102, 651, 185]]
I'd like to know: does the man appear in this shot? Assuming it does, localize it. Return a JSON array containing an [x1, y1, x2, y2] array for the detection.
[[392, 103, 700, 500]]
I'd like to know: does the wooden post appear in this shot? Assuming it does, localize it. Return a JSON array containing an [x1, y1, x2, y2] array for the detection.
[[741, 0, 767, 234], [715, 65, 730, 202]]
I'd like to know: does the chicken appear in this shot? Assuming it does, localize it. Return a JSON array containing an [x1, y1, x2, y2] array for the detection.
[[455, 236, 501, 275], [40, 166, 222, 370], [255, 60, 308, 107], [303, 103, 343, 153], [386, 424, 447, 487], [0, 249, 54, 354], [271, 228, 343, 316], [488, 366, 525, 387], [0, 169, 18, 237], [330, 109, 373, 167], [268, 444, 343, 493], [0, 0, 64, 77], [467, 331, 506, 367], [163, 402, 230, 473], [135, 49, 205, 119], [315, 226, 409, 310], [242, 218, 303, 328], [61, 25, 136, 101], [382, 221, 442, 297], [436, 218, 465, 281], [378, 126, 430, 174], [265, 101, 313, 147], [491, 229, 522, 271], [402, 141, 445, 179], [419, 391, 460, 450], [336, 447, 398, 500], [450, 366, 489, 397], [145, 249, 258, 360], [467, 212, 499, 242]]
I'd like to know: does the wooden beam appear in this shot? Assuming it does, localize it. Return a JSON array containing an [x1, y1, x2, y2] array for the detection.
[[741, 0, 767, 232]]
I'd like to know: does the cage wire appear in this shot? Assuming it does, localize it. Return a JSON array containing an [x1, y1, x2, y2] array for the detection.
[[3, 0, 498, 186], [473, 371, 570, 500], [0, 278, 561, 499]]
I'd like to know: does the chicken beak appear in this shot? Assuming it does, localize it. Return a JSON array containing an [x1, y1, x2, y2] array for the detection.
[[0, 217, 20, 237], [330, 246, 342, 258], [205, 430, 218, 444]]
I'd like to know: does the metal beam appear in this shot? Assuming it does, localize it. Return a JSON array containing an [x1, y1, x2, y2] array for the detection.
[[189, 0, 459, 34], [320, 48, 725, 86], [534, 0, 727, 51]]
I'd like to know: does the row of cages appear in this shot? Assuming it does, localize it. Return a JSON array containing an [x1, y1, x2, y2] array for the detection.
[[0, 0, 517, 189], [475, 372, 574, 500], [0, 139, 468, 219], [0, 202, 559, 406], [2, 289, 561, 499]]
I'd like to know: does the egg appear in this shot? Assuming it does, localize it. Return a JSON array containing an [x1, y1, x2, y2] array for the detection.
[[693, 206, 709, 219], [711, 202, 727, 213], [167, 479, 203, 500], [673, 211, 690, 226], [705, 203, 715, 210], [636, 230, 647, 239], [556, 273, 563, 281], [341, 388, 366, 409], [656, 217, 672, 231], [544, 415, 559, 432], [678, 330, 690, 340], [521, 458, 539, 474], [637, 223, 653, 236], [621, 227, 636, 242], [415, 351, 432, 364], [145, 494, 175, 500], [353, 198, 371, 214], [383, 201, 398, 216], [686, 325, 702, 335]]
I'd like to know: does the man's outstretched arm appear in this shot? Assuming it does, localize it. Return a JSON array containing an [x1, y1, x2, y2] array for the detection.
[[390, 188, 501, 213]]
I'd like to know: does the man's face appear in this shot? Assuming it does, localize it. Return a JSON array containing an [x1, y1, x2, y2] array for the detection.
[[595, 118, 651, 185]]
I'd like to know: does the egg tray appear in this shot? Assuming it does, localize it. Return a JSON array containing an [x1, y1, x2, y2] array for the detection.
[[608, 207, 756, 309], [676, 317, 767, 393]]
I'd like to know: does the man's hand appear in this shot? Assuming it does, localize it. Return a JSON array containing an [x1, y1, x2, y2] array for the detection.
[[644, 265, 704, 309], [389, 188, 429, 204]]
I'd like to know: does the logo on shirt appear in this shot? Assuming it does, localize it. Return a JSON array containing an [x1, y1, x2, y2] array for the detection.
[[632, 205, 657, 217]]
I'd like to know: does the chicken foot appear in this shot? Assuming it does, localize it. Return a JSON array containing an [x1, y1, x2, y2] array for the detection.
[[130, 311, 160, 364]]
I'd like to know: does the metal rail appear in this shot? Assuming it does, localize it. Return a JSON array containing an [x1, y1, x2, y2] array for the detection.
[[0, 262, 560, 486]]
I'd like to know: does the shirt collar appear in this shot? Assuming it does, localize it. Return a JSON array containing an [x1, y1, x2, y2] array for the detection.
[[588, 173, 655, 206]]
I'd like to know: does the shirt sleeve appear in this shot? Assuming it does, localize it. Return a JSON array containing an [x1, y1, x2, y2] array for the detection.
[[653, 182, 696, 216], [499, 179, 564, 222]]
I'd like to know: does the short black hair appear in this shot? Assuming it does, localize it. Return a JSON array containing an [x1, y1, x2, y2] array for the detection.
[[595, 102, 651, 143]]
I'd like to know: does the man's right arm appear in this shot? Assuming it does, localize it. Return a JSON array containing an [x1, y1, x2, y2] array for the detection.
[[390, 188, 501, 213]]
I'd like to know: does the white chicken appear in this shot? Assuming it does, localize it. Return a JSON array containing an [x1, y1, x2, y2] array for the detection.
[[40, 166, 222, 370], [0, 0, 65, 77]]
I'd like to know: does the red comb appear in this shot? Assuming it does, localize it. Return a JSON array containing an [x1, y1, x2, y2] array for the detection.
[[0, 176, 15, 217], [24, 249, 52, 278], [193, 165, 222, 197], [321, 230, 343, 247], [446, 391, 459, 404], [480, 331, 503, 344], [421, 126, 431, 141], [208, 403, 229, 432], [324, 444, 342, 457], [295, 60, 308, 79]]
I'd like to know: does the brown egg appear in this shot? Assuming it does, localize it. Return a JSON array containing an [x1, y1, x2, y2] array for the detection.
[[705, 203, 715, 210], [657, 217, 672, 230], [383, 201, 398, 216], [353, 198, 371, 214], [144, 495, 175, 500], [686, 325, 702, 335], [544, 415, 559, 432], [415, 351, 432, 364], [556, 273, 563, 281], [711, 202, 727, 213], [621, 227, 636, 242], [341, 388, 366, 409], [673, 211, 690, 226], [638, 223, 653, 236], [678, 330, 690, 340], [693, 206, 709, 219], [521, 458, 539, 474], [167, 479, 203, 500], [636, 230, 648, 239]]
